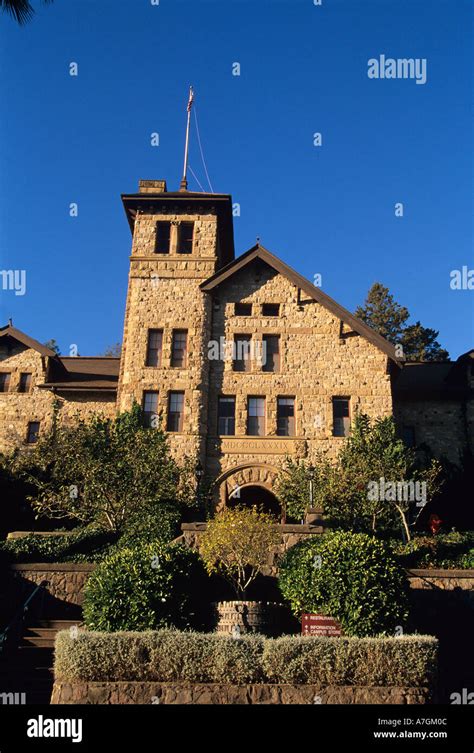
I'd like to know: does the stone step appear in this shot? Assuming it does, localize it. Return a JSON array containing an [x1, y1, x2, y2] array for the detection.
[[20, 635, 56, 648], [24, 626, 58, 636], [35, 620, 79, 630]]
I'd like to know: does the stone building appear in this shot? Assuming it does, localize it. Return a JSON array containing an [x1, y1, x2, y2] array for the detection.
[[1, 179, 472, 514]]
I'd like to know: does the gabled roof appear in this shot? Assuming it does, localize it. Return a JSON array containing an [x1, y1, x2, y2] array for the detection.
[[0, 324, 58, 358], [200, 244, 401, 364]]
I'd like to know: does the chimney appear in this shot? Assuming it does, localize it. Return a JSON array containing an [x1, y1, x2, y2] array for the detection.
[[138, 180, 167, 194]]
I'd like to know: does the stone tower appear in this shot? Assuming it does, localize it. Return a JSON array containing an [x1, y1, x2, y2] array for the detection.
[[117, 180, 235, 464]]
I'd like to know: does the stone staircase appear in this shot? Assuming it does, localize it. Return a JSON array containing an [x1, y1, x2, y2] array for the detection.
[[0, 619, 77, 705]]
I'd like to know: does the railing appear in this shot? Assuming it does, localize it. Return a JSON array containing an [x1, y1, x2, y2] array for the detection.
[[0, 579, 47, 658]]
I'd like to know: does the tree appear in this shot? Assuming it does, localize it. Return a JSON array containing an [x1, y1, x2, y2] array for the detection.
[[400, 322, 449, 362], [43, 338, 60, 355], [101, 343, 122, 357], [274, 455, 331, 521], [356, 282, 449, 361], [275, 413, 443, 541], [15, 404, 197, 534], [0, 0, 52, 25], [200, 506, 280, 598], [355, 283, 409, 343]]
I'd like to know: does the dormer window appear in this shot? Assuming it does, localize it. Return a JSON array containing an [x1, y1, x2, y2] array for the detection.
[[155, 221, 171, 254], [262, 303, 280, 316], [177, 222, 194, 254]]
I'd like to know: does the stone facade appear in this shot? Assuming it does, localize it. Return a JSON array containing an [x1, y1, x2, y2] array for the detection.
[[1, 177, 472, 515], [0, 330, 118, 456]]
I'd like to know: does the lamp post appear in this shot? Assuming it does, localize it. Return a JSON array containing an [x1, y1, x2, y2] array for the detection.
[[307, 468, 316, 525], [195, 460, 204, 510]]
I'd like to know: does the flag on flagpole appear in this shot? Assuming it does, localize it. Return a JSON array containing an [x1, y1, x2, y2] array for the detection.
[[187, 86, 194, 112]]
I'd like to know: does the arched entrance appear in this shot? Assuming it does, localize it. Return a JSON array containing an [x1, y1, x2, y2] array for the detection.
[[228, 484, 281, 517], [214, 463, 281, 515]]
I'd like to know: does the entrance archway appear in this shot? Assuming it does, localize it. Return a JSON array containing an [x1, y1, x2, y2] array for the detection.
[[228, 484, 281, 518]]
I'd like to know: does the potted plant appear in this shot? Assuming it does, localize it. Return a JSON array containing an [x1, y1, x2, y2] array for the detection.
[[200, 505, 286, 636]]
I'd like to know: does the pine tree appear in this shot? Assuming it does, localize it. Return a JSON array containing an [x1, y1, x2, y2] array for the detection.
[[400, 323, 449, 362], [356, 283, 449, 362], [44, 338, 60, 355], [355, 283, 409, 343]]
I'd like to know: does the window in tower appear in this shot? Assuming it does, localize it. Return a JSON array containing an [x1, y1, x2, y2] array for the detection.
[[155, 221, 171, 253], [177, 222, 194, 254]]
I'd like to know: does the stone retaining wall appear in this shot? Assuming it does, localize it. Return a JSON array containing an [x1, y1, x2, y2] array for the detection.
[[51, 681, 431, 705], [407, 569, 474, 595], [9, 563, 95, 615], [8, 561, 474, 611]]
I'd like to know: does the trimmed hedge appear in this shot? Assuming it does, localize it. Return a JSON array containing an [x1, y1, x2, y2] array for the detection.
[[54, 630, 438, 688], [55, 629, 264, 684], [262, 635, 438, 687]]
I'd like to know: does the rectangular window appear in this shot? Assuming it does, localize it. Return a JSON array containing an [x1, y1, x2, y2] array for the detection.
[[146, 329, 163, 367], [18, 373, 32, 393], [332, 398, 351, 437], [26, 421, 40, 444], [247, 396, 265, 436], [235, 302, 252, 316], [171, 330, 188, 368], [167, 391, 184, 432], [155, 221, 171, 254], [402, 425, 416, 447], [262, 335, 280, 373], [0, 373, 11, 392], [142, 391, 159, 427], [262, 303, 280, 316], [277, 397, 295, 436], [233, 335, 252, 372], [177, 222, 194, 254], [218, 396, 236, 436]]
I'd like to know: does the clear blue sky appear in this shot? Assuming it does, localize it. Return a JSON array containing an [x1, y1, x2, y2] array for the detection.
[[0, 0, 472, 358]]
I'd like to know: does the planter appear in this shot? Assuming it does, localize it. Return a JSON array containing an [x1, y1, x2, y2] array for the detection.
[[213, 601, 288, 637]]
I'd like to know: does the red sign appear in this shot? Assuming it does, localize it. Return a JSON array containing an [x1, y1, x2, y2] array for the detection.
[[301, 613, 342, 637]]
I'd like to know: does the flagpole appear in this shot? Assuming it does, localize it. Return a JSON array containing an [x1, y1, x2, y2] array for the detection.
[[180, 85, 194, 191]]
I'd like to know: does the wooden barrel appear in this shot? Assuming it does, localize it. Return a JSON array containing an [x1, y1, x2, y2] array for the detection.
[[213, 601, 288, 637]]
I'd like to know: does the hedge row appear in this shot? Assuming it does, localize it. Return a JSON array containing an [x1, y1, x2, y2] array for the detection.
[[54, 630, 438, 688]]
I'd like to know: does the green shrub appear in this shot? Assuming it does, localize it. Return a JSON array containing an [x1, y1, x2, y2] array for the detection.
[[278, 531, 410, 636], [117, 505, 180, 549], [54, 629, 264, 684], [0, 526, 116, 564], [82, 541, 206, 632], [393, 531, 474, 569], [54, 630, 437, 688], [263, 635, 437, 687]]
